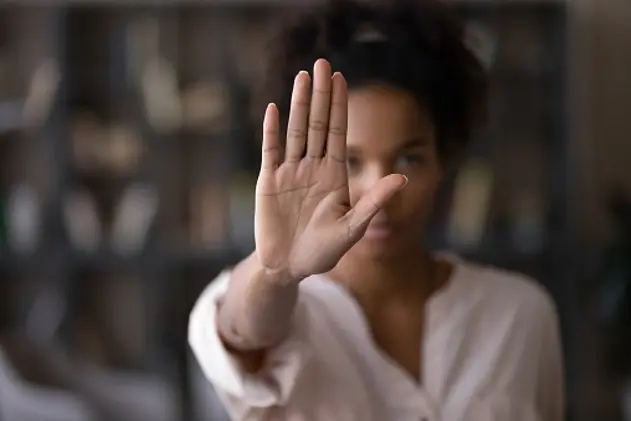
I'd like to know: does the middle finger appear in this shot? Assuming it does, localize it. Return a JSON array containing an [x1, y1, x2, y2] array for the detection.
[[306, 59, 332, 158]]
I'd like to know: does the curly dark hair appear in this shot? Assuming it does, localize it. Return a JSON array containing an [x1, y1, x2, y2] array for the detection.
[[265, 0, 488, 163]]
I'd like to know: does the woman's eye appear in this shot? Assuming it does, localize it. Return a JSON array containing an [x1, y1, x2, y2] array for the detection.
[[346, 157, 360, 171], [395, 154, 423, 169]]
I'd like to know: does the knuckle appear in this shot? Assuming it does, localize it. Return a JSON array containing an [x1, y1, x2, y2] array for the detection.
[[291, 99, 310, 108], [327, 154, 345, 164], [262, 145, 281, 154], [346, 216, 358, 241], [328, 125, 346, 136], [287, 128, 306, 140], [312, 88, 331, 96], [309, 120, 327, 132]]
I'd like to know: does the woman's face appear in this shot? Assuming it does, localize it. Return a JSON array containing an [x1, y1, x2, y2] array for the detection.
[[346, 85, 442, 258]]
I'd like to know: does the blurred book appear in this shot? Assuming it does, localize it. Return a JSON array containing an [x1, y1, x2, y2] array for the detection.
[[5, 184, 41, 254], [110, 182, 159, 256], [189, 182, 230, 252], [181, 81, 231, 134], [447, 159, 494, 252], [127, 16, 182, 134], [106, 123, 144, 175], [63, 189, 101, 252], [21, 59, 61, 130], [141, 57, 182, 134], [71, 113, 143, 176]]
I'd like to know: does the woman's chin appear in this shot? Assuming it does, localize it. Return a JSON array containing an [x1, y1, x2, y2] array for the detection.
[[351, 236, 408, 260]]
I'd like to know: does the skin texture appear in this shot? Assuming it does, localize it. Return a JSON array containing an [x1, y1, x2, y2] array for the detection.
[[217, 59, 450, 379]]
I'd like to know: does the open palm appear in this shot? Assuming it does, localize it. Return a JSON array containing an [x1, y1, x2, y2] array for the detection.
[[255, 59, 407, 281]]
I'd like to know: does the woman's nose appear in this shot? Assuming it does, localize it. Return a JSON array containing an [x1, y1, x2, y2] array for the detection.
[[360, 163, 393, 190]]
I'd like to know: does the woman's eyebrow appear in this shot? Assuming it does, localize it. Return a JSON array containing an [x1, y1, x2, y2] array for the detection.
[[399, 136, 431, 150]]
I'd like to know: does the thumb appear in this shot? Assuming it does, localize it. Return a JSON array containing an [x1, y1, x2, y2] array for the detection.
[[343, 174, 408, 241]]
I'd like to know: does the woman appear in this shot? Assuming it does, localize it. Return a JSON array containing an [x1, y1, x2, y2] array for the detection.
[[189, 1, 564, 420]]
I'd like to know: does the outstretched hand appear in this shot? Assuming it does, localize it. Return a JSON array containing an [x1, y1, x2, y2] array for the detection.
[[255, 59, 408, 282]]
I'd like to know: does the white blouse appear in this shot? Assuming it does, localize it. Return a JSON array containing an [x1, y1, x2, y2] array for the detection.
[[189, 257, 564, 421]]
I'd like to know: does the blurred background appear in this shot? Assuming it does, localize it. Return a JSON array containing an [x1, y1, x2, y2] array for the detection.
[[0, 0, 629, 420]]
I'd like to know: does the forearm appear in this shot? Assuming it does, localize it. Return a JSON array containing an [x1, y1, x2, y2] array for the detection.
[[217, 252, 300, 351]]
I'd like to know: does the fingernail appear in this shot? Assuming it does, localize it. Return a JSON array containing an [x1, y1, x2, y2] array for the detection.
[[265, 103, 276, 117], [314, 58, 329, 71], [294, 71, 308, 86], [400, 175, 409, 188]]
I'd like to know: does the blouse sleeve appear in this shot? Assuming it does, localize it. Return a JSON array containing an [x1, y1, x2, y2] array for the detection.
[[536, 293, 565, 421], [188, 270, 313, 418]]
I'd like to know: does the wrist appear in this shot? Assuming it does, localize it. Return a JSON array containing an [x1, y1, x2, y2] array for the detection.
[[261, 266, 303, 287], [252, 252, 304, 286]]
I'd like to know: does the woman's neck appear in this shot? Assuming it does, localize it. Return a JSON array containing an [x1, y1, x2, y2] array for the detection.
[[329, 245, 439, 308]]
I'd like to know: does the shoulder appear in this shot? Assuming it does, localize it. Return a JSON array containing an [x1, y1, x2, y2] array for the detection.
[[470, 261, 555, 307], [453, 259, 560, 330]]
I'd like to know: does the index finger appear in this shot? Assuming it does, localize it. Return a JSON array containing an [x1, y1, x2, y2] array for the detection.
[[261, 103, 281, 170]]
